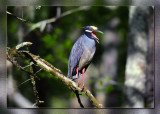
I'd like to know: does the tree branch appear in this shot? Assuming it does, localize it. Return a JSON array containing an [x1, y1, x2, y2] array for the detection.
[[70, 87, 84, 108], [30, 64, 44, 107], [7, 42, 102, 108], [6, 11, 30, 23], [75, 90, 84, 108], [7, 6, 90, 32], [29, 6, 90, 31]]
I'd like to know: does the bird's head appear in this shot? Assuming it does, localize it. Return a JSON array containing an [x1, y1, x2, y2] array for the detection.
[[84, 26, 103, 43]]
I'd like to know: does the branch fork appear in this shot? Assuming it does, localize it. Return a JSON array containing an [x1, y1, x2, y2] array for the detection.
[[7, 42, 102, 108]]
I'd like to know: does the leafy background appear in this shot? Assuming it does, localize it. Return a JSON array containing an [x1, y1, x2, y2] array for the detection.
[[7, 6, 153, 108]]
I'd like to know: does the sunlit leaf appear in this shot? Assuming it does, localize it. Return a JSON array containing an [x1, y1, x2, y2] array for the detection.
[[106, 76, 111, 82]]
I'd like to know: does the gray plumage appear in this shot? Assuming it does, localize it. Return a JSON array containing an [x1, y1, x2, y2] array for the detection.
[[67, 34, 96, 79]]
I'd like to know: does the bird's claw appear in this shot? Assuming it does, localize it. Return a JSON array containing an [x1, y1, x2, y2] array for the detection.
[[81, 86, 84, 92], [77, 83, 84, 92]]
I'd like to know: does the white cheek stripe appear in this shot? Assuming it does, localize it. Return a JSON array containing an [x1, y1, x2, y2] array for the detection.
[[85, 30, 92, 32]]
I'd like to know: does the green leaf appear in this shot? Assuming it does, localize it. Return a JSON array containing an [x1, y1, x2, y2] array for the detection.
[[88, 79, 93, 86], [105, 85, 114, 93], [81, 92, 87, 97], [69, 92, 76, 98], [106, 76, 111, 82], [93, 89, 98, 93], [64, 39, 72, 49], [54, 28, 61, 34], [99, 80, 103, 85], [44, 54, 54, 63], [42, 34, 57, 49]]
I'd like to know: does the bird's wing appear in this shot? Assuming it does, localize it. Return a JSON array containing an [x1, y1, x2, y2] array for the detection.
[[68, 36, 83, 78]]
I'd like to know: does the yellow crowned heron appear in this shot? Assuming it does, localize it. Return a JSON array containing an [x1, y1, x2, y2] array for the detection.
[[67, 26, 103, 89]]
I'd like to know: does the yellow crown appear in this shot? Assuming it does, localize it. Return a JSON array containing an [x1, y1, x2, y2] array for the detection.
[[91, 26, 98, 30]]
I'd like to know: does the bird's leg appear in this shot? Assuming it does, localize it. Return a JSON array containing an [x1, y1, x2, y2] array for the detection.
[[76, 67, 80, 86], [81, 68, 85, 91]]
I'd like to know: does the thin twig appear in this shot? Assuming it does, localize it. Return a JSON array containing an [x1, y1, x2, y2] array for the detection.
[[30, 64, 44, 107], [18, 73, 40, 87], [70, 87, 84, 108], [6, 11, 30, 23], [34, 68, 43, 75], [30, 6, 90, 31], [22, 62, 34, 69], [75, 90, 84, 108], [7, 54, 36, 77], [18, 78, 31, 87], [16, 42, 33, 50]]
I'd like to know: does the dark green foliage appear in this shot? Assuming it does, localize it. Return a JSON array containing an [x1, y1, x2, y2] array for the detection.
[[105, 85, 114, 94]]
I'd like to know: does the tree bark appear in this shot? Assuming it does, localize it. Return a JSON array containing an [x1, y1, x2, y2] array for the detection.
[[124, 6, 153, 108]]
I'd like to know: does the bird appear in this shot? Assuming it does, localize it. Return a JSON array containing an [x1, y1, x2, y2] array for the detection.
[[67, 26, 103, 89]]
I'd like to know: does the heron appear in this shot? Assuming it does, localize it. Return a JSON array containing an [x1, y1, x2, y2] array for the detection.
[[67, 26, 103, 89]]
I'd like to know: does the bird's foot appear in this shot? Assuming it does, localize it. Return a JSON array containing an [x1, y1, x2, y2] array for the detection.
[[77, 83, 84, 92], [77, 82, 80, 87], [81, 86, 84, 92], [81, 84, 87, 92], [81, 86, 91, 94], [77, 83, 88, 93], [77, 79, 80, 87]]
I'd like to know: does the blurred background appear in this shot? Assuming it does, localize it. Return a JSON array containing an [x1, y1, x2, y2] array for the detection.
[[7, 6, 154, 109]]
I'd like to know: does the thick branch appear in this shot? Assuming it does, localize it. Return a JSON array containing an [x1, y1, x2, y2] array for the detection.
[[7, 42, 102, 108], [25, 52, 102, 108]]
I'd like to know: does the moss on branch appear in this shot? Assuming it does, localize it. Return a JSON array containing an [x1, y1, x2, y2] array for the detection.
[[7, 42, 102, 108]]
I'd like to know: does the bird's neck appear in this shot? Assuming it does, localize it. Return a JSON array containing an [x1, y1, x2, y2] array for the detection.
[[83, 34, 96, 47], [84, 32, 92, 39], [84, 32, 97, 43]]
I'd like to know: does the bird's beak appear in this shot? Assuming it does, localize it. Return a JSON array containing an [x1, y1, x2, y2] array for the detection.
[[94, 30, 103, 44], [95, 30, 103, 34], [96, 40, 99, 43]]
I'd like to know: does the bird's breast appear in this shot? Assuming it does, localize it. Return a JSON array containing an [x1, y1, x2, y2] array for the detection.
[[78, 41, 96, 70], [83, 38, 96, 59]]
